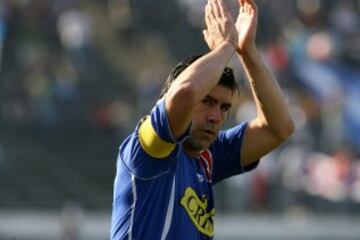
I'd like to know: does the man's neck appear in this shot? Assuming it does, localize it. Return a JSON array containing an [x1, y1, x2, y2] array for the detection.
[[183, 142, 202, 158]]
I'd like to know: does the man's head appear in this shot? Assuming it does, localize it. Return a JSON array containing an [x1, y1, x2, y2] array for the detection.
[[161, 55, 239, 152], [160, 55, 238, 98]]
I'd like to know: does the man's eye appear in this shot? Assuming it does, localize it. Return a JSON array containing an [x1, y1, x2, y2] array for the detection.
[[221, 106, 230, 113], [203, 99, 212, 106]]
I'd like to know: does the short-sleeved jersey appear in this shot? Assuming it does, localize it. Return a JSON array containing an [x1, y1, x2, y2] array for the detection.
[[110, 99, 258, 240]]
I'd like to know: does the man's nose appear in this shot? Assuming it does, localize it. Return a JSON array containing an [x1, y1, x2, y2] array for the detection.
[[207, 108, 222, 123]]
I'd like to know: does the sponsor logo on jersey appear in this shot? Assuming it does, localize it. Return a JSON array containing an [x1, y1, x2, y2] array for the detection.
[[180, 187, 215, 237]]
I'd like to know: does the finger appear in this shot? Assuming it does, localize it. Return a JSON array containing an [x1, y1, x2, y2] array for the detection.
[[210, 0, 221, 20], [206, 10, 217, 36], [248, 0, 258, 16], [245, 0, 257, 13], [203, 29, 208, 37], [207, 3, 217, 32], [217, 0, 227, 18], [203, 29, 215, 50], [205, 4, 212, 28], [205, 6, 212, 28], [203, 29, 210, 43], [203, 29, 207, 40], [205, 2, 211, 16], [245, 1, 250, 13], [239, 0, 245, 14], [247, 0, 257, 9], [239, 0, 245, 8]]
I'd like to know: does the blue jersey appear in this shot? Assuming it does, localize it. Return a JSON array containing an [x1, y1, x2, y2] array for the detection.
[[110, 99, 258, 240]]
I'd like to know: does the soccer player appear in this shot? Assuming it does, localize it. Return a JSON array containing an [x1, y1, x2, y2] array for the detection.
[[110, 0, 294, 239]]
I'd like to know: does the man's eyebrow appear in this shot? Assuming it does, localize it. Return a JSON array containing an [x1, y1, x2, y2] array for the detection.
[[206, 95, 232, 108], [205, 95, 218, 104]]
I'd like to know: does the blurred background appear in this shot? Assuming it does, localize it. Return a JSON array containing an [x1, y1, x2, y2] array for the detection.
[[0, 0, 360, 239]]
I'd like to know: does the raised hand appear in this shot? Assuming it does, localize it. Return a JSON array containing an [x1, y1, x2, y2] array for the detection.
[[203, 0, 238, 51], [235, 0, 258, 54]]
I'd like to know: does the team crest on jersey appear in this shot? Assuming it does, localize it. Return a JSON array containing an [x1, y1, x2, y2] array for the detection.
[[199, 149, 213, 182], [180, 187, 215, 237]]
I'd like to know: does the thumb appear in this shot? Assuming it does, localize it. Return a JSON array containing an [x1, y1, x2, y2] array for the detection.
[[203, 29, 209, 40], [202, 29, 214, 50]]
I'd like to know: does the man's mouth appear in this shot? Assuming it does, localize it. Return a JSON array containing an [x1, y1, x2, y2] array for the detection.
[[202, 129, 216, 137]]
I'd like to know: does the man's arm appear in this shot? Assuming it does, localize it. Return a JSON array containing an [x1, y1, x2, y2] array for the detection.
[[240, 48, 294, 165], [235, 0, 294, 166], [165, 0, 238, 139]]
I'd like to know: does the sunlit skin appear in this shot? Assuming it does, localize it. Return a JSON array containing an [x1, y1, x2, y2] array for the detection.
[[184, 84, 234, 157]]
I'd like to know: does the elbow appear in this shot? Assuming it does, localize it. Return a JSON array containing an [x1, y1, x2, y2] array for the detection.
[[276, 118, 295, 141], [168, 81, 198, 105]]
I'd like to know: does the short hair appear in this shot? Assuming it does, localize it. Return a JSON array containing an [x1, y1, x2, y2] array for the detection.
[[159, 55, 239, 98]]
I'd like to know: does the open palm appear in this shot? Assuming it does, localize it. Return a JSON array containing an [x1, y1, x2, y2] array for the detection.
[[235, 0, 258, 53]]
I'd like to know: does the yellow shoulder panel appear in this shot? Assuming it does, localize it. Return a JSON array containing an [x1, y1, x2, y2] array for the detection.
[[138, 117, 175, 158]]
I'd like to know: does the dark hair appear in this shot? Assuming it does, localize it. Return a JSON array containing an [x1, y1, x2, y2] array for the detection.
[[159, 55, 239, 98]]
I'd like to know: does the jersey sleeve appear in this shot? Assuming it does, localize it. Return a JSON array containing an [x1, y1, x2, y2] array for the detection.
[[118, 98, 191, 179], [211, 122, 259, 184]]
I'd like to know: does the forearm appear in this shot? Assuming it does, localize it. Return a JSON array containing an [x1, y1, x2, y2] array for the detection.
[[239, 47, 294, 140], [172, 42, 235, 103], [165, 41, 235, 138]]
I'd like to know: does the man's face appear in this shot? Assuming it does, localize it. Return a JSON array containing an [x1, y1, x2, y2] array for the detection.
[[186, 85, 233, 151]]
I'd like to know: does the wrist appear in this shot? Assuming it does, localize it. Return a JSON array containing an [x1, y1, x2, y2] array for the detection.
[[224, 40, 238, 52], [217, 40, 238, 54], [240, 44, 258, 57], [240, 45, 263, 68]]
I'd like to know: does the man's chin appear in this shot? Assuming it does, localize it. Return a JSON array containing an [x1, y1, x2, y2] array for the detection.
[[195, 138, 214, 150], [185, 138, 213, 151]]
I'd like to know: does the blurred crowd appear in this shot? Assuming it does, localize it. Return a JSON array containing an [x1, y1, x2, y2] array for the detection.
[[0, 0, 360, 212]]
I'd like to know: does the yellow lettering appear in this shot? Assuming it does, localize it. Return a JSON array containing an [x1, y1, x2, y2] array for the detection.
[[180, 187, 215, 237]]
